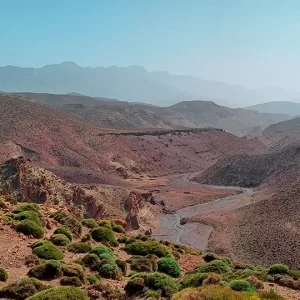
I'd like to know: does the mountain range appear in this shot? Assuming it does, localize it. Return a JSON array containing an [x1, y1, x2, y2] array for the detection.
[[1, 62, 300, 107]]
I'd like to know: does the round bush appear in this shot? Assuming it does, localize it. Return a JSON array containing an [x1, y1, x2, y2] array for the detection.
[[32, 240, 64, 260], [50, 234, 70, 246], [81, 254, 101, 269], [112, 223, 126, 233], [88, 274, 100, 285], [17, 220, 44, 238], [62, 263, 85, 282], [131, 256, 156, 272], [125, 239, 169, 257], [268, 264, 289, 275], [51, 211, 82, 236], [13, 203, 39, 214], [91, 226, 119, 246], [158, 257, 181, 277], [60, 276, 82, 287], [82, 218, 98, 229], [196, 260, 231, 274], [180, 273, 208, 288], [67, 242, 91, 253], [99, 253, 115, 262], [125, 277, 145, 295], [13, 211, 43, 227], [0, 277, 47, 299], [54, 226, 73, 241], [27, 286, 89, 300], [91, 244, 113, 257], [0, 268, 8, 282], [28, 260, 61, 280], [230, 279, 255, 291], [99, 263, 122, 280]]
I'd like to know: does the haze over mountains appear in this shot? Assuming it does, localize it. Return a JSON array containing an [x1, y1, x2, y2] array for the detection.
[[1, 62, 300, 107]]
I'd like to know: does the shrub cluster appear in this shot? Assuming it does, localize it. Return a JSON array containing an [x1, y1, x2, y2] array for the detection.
[[90, 226, 119, 246], [67, 242, 91, 253], [32, 240, 64, 260], [157, 257, 181, 277], [125, 239, 169, 257], [50, 234, 70, 246], [50, 211, 82, 236], [54, 226, 73, 241], [28, 260, 62, 280]]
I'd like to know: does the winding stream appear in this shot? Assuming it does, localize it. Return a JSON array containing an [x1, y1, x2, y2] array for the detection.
[[154, 174, 254, 250]]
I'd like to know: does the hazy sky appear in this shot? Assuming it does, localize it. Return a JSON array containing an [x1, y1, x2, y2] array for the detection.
[[1, 0, 300, 90]]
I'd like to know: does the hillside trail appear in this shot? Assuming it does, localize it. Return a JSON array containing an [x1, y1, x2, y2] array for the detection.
[[153, 172, 254, 250]]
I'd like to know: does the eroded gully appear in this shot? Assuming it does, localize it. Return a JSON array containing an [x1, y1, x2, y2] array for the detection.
[[154, 173, 254, 251]]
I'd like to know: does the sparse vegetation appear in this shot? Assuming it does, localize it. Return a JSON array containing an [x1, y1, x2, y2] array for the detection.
[[82, 218, 98, 229], [0, 268, 8, 282], [180, 272, 209, 288], [50, 211, 82, 236], [60, 276, 82, 287], [88, 274, 100, 284]]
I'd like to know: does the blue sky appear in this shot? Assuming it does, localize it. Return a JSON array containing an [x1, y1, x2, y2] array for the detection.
[[1, 0, 300, 90]]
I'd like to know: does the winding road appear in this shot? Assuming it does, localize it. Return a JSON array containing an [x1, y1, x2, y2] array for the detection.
[[154, 173, 254, 250]]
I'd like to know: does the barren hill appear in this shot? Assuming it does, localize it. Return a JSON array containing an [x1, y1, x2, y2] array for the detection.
[[263, 116, 300, 135], [9, 93, 290, 136], [171, 101, 290, 136]]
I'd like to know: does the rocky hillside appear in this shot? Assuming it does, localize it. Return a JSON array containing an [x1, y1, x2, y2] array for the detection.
[[9, 93, 290, 136], [263, 116, 300, 135], [0, 95, 270, 182], [171, 101, 289, 136]]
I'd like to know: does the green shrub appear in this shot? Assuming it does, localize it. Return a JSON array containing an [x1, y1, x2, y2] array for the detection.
[[88, 274, 100, 284], [28, 286, 89, 300], [230, 279, 255, 291], [13, 203, 39, 214], [116, 259, 127, 275], [99, 263, 122, 280], [91, 244, 113, 257], [118, 236, 127, 244], [288, 269, 300, 280], [50, 211, 82, 236], [131, 256, 156, 272], [62, 263, 85, 282], [158, 257, 181, 277], [91, 226, 119, 246], [53, 226, 73, 241], [125, 239, 169, 257], [28, 260, 61, 280], [125, 277, 146, 295], [0, 268, 8, 282], [112, 223, 126, 233], [98, 220, 112, 228], [99, 252, 115, 262], [60, 276, 82, 287], [258, 289, 285, 299], [13, 211, 43, 227], [0, 277, 48, 299], [268, 264, 289, 275], [203, 252, 219, 262], [128, 272, 179, 297], [50, 234, 70, 246], [32, 240, 64, 260], [67, 242, 91, 253], [17, 220, 44, 238], [81, 253, 101, 269], [180, 273, 208, 288], [82, 218, 98, 229], [195, 260, 231, 274]]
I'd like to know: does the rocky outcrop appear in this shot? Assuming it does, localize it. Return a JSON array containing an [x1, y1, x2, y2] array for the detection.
[[124, 191, 154, 230]]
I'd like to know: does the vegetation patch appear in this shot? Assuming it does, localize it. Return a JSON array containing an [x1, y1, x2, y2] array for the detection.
[[62, 263, 85, 282], [230, 279, 255, 292], [91, 244, 114, 257], [99, 263, 122, 280], [268, 264, 289, 275], [17, 220, 44, 238], [131, 256, 157, 272], [81, 253, 101, 269], [13, 203, 39, 214], [67, 242, 91, 253], [28, 286, 89, 300], [50, 211, 82, 236], [0, 268, 8, 282], [157, 257, 181, 277], [195, 259, 232, 274], [49, 234, 70, 246], [53, 226, 73, 241], [180, 272, 209, 288], [125, 239, 169, 257], [90, 226, 119, 246], [0, 277, 48, 300], [82, 218, 98, 229], [60, 276, 82, 287], [13, 211, 43, 227], [28, 260, 61, 280], [32, 240, 64, 260]]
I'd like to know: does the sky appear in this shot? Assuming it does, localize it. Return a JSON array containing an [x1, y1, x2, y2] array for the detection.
[[1, 0, 300, 90]]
